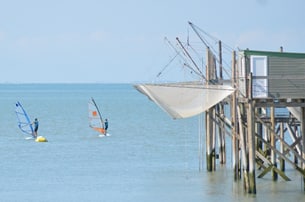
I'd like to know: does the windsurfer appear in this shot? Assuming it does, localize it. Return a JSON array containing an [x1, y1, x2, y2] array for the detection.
[[32, 118, 39, 138], [104, 118, 108, 135]]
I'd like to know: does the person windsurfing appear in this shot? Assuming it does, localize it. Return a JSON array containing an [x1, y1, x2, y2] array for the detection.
[[32, 118, 39, 138], [104, 118, 108, 135]]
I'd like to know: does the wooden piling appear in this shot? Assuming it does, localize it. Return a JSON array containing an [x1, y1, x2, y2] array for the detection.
[[302, 105, 305, 191], [205, 101, 216, 171], [217, 40, 226, 164], [246, 73, 256, 193], [280, 122, 285, 171], [217, 104, 226, 164], [231, 51, 240, 180], [255, 108, 263, 151], [216, 41, 226, 164], [270, 106, 278, 180], [294, 125, 299, 165], [238, 104, 249, 190], [206, 47, 216, 171], [247, 100, 256, 193]]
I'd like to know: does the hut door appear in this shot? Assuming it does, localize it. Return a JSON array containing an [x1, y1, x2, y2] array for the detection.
[[250, 56, 268, 98]]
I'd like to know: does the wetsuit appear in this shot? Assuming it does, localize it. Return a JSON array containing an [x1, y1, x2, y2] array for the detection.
[[34, 120, 39, 133], [105, 120, 108, 131]]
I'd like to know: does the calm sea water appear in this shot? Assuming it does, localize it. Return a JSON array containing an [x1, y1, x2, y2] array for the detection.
[[0, 84, 304, 202]]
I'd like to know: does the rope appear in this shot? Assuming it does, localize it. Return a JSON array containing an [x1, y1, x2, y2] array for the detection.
[[156, 53, 179, 78], [188, 22, 234, 80], [189, 22, 235, 52]]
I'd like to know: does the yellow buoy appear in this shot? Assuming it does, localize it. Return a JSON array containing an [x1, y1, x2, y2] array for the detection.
[[35, 136, 48, 142]]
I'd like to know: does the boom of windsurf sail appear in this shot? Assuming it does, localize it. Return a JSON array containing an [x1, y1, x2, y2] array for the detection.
[[88, 97, 105, 135], [15, 101, 35, 137]]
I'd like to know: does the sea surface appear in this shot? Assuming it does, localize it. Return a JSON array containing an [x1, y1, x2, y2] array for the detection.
[[0, 83, 304, 202]]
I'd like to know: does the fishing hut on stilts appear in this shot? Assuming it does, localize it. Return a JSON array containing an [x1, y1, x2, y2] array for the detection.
[[134, 22, 305, 195], [205, 45, 305, 194], [230, 49, 305, 193]]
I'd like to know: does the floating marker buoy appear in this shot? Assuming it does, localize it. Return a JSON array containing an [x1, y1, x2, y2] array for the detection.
[[35, 136, 48, 142]]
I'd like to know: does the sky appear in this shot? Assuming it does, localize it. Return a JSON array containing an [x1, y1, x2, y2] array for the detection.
[[0, 0, 304, 83]]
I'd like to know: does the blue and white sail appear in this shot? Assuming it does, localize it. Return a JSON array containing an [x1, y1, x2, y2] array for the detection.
[[15, 101, 35, 138]]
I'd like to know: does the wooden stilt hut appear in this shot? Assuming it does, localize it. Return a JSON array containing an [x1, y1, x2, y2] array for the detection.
[[236, 49, 305, 193]]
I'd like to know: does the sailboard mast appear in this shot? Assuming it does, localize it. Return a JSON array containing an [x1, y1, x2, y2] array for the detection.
[[15, 101, 35, 137], [88, 97, 105, 135]]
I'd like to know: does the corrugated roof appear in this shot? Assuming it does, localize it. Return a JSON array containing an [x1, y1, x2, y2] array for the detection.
[[243, 50, 305, 58]]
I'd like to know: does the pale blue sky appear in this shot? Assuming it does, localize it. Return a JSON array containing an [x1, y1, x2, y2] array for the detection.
[[0, 0, 304, 83]]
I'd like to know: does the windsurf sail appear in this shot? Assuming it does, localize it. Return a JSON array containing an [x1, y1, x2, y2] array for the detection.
[[15, 101, 35, 137], [88, 97, 105, 135]]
